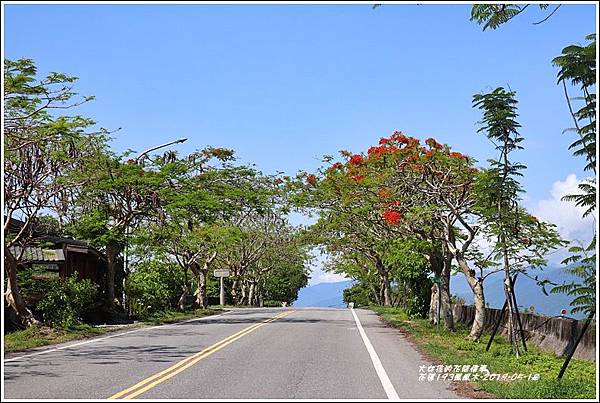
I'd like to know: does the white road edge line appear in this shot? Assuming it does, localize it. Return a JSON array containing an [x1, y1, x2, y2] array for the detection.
[[351, 307, 399, 401], [4, 311, 233, 362]]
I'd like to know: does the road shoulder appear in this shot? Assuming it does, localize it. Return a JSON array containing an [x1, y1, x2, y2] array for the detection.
[[354, 308, 462, 399], [368, 308, 493, 399]]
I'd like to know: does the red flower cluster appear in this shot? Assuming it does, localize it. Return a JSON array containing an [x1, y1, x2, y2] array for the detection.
[[425, 138, 443, 149], [390, 131, 409, 143], [352, 175, 365, 182], [306, 174, 316, 185], [376, 132, 421, 150], [368, 144, 402, 159], [349, 154, 363, 165], [206, 147, 233, 159], [383, 210, 402, 225], [424, 149, 437, 158], [406, 138, 421, 148], [326, 162, 344, 176], [449, 151, 468, 161]]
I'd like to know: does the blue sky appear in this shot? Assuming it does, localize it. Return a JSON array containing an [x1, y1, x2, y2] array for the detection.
[[4, 3, 596, 284]]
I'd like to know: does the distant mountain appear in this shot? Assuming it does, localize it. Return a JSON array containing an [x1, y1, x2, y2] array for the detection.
[[451, 266, 585, 319], [294, 267, 583, 316], [293, 280, 353, 308]]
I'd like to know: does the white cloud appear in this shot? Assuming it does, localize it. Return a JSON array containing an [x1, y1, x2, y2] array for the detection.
[[529, 174, 596, 244], [468, 174, 596, 268], [309, 269, 349, 285], [307, 252, 349, 285]]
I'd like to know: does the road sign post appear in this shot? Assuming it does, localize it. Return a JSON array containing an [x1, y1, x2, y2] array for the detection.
[[220, 277, 225, 306], [214, 269, 230, 306]]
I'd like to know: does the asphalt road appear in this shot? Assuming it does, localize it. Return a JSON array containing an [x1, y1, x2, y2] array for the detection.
[[3, 308, 458, 399]]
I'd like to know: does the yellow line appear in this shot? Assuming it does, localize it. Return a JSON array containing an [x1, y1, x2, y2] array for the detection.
[[109, 310, 294, 400], [108, 317, 270, 400], [109, 311, 291, 399]]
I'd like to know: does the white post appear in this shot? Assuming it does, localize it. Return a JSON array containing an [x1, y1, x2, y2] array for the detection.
[[220, 276, 225, 306]]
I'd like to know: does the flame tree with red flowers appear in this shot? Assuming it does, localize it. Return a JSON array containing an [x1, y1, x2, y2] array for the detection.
[[360, 132, 484, 336], [295, 128, 562, 342], [294, 132, 481, 321], [291, 147, 416, 307]]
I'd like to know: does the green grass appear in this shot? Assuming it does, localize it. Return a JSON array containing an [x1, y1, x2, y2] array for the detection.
[[370, 306, 597, 399], [142, 308, 222, 325], [4, 323, 117, 353], [4, 308, 223, 353]]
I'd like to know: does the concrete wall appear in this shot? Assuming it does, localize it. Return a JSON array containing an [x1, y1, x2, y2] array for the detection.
[[452, 305, 596, 361]]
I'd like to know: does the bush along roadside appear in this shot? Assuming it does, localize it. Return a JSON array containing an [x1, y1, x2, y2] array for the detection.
[[4, 323, 120, 353], [36, 273, 98, 328], [370, 306, 596, 399]]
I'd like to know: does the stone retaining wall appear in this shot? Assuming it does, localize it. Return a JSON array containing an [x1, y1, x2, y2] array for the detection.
[[452, 305, 596, 361]]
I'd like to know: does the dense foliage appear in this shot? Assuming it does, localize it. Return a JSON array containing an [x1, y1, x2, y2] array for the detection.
[[295, 124, 561, 342], [125, 260, 185, 319], [36, 274, 98, 328], [4, 59, 310, 329]]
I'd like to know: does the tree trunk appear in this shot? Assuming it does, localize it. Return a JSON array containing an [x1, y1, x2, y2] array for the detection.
[[369, 283, 381, 305], [470, 280, 486, 341], [4, 245, 39, 328], [429, 283, 438, 324], [381, 275, 392, 306], [195, 271, 207, 308], [503, 258, 520, 356], [375, 258, 392, 306], [441, 254, 455, 330], [105, 240, 121, 310], [194, 252, 217, 309], [178, 287, 189, 311], [455, 253, 485, 341], [231, 278, 239, 305], [248, 282, 255, 307], [241, 283, 247, 305], [428, 251, 454, 330]]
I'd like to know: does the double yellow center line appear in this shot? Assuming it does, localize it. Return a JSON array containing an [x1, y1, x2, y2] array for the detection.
[[109, 310, 294, 400]]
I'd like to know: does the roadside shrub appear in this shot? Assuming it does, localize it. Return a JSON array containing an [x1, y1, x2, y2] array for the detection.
[[16, 265, 60, 303], [37, 273, 98, 328], [126, 260, 185, 319], [343, 282, 373, 307]]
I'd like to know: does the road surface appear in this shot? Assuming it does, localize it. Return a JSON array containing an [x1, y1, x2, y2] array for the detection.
[[4, 308, 459, 399]]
